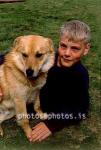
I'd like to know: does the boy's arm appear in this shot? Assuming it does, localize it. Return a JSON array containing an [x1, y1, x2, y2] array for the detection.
[[43, 118, 66, 133], [29, 113, 80, 142]]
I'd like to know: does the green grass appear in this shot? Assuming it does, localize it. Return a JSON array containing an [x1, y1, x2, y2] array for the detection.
[[0, 0, 101, 149]]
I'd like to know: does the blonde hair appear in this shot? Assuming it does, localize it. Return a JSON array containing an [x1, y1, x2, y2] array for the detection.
[[60, 20, 91, 43]]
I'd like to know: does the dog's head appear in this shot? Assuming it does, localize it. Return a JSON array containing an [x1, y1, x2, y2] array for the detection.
[[10, 35, 55, 79]]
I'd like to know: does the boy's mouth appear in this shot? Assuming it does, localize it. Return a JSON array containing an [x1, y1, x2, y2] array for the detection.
[[62, 57, 72, 62]]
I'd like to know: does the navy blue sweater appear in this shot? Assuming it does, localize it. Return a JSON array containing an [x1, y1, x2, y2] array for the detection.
[[40, 59, 89, 133]]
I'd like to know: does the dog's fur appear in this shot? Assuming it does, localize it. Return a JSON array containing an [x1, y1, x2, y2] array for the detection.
[[0, 35, 54, 138]]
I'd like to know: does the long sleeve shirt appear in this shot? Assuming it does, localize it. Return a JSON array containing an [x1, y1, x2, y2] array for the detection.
[[40, 60, 89, 133]]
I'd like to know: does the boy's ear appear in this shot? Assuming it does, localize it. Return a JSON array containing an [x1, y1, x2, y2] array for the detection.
[[83, 43, 90, 55]]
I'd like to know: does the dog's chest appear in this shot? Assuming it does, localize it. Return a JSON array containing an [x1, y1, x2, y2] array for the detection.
[[27, 78, 46, 103], [26, 84, 41, 103]]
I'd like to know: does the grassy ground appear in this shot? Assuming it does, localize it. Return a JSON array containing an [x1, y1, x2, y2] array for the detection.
[[0, 0, 101, 149]]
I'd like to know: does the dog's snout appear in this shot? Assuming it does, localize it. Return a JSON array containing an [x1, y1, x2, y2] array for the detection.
[[26, 69, 34, 78]]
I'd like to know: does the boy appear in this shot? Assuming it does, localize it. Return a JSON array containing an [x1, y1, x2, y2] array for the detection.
[[0, 20, 90, 142]]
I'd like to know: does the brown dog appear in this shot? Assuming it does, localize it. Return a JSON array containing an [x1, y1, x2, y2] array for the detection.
[[0, 35, 54, 139]]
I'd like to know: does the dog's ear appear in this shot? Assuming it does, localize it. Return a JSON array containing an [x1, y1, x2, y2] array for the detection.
[[41, 38, 55, 72], [46, 38, 54, 53], [11, 36, 23, 51]]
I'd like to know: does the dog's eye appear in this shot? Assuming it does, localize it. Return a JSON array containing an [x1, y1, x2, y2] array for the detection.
[[35, 53, 43, 58], [22, 53, 28, 57]]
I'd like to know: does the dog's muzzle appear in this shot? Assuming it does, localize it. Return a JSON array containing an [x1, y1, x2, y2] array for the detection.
[[26, 68, 39, 80]]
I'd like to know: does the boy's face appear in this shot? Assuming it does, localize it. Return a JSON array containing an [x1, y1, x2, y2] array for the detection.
[[57, 36, 90, 67]]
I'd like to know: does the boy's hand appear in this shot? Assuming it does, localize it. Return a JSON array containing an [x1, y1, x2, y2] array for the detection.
[[29, 122, 52, 142], [0, 87, 3, 102]]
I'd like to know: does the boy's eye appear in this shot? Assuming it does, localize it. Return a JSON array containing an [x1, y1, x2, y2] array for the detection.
[[35, 53, 43, 58], [22, 53, 28, 57], [71, 46, 81, 51], [60, 43, 67, 49]]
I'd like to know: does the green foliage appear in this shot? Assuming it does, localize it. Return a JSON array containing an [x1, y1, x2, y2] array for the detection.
[[0, 0, 101, 149]]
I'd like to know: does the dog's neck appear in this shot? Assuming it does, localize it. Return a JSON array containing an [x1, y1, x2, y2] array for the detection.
[[4, 64, 30, 85]]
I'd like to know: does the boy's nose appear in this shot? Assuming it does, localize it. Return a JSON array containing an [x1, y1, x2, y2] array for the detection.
[[64, 48, 71, 56]]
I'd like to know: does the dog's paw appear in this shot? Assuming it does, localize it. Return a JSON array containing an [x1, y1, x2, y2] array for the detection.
[[25, 127, 32, 140], [0, 126, 4, 137], [37, 113, 48, 120]]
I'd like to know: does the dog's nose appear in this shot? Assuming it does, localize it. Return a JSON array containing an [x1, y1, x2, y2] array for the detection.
[[26, 69, 34, 78]]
